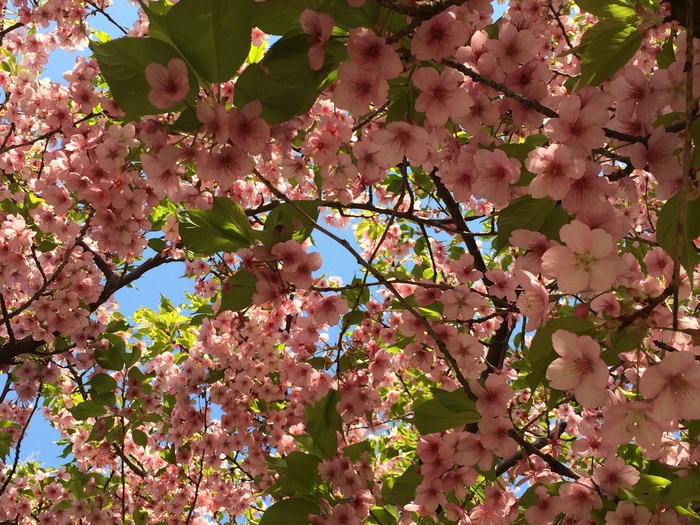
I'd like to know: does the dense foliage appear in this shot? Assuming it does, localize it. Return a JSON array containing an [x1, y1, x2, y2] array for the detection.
[[0, 0, 699, 523]]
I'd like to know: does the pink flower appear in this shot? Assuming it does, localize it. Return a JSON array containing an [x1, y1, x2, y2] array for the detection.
[[471, 374, 513, 417], [515, 270, 549, 331], [196, 101, 229, 144], [332, 61, 388, 116], [629, 126, 681, 185], [592, 456, 640, 498], [144, 57, 189, 110], [525, 144, 586, 200], [229, 100, 270, 155], [524, 485, 562, 525], [640, 351, 700, 423], [346, 28, 402, 79], [486, 22, 535, 73], [441, 284, 482, 320], [601, 400, 666, 457], [471, 149, 522, 206], [312, 295, 348, 325], [510, 230, 557, 274], [541, 220, 619, 293], [301, 9, 333, 71], [411, 10, 469, 61], [544, 95, 609, 153], [412, 66, 472, 126], [371, 122, 430, 166], [485, 269, 517, 302], [605, 501, 651, 525], [546, 330, 609, 408], [558, 480, 602, 521], [198, 145, 254, 189]]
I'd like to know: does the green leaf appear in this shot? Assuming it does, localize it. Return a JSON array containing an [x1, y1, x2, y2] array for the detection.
[[89, 373, 117, 394], [304, 389, 342, 457], [132, 429, 149, 447], [382, 466, 423, 506], [657, 35, 675, 69], [259, 498, 320, 525], [656, 193, 700, 277], [235, 34, 345, 124], [178, 197, 255, 255], [134, 508, 148, 525], [343, 440, 374, 462], [122, 345, 142, 369], [575, 0, 637, 20], [620, 473, 671, 508], [664, 475, 700, 507], [137, 0, 175, 47], [250, 1, 307, 35], [70, 400, 108, 420], [268, 451, 322, 496], [494, 196, 558, 252], [94, 343, 125, 371], [90, 37, 198, 115], [0, 432, 13, 461], [368, 505, 399, 525], [576, 19, 643, 88], [527, 317, 597, 390], [262, 200, 320, 245], [167, 0, 251, 83], [410, 388, 479, 434], [219, 270, 257, 313]]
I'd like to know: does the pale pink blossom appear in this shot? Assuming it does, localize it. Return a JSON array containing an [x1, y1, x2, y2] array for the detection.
[[312, 295, 349, 325], [301, 10, 334, 70], [601, 400, 667, 457], [558, 480, 602, 521], [546, 330, 609, 408], [144, 57, 189, 109], [544, 95, 609, 153], [485, 269, 517, 302], [471, 148, 522, 206], [411, 10, 469, 61], [629, 127, 681, 185], [332, 61, 388, 116], [515, 270, 549, 330], [471, 374, 513, 416], [372, 122, 431, 166], [413, 66, 472, 126], [229, 100, 270, 155], [605, 501, 651, 525], [347, 27, 402, 79], [541, 220, 619, 293], [486, 23, 535, 73], [640, 351, 700, 423], [525, 144, 585, 200], [592, 456, 640, 498], [441, 284, 482, 319], [524, 485, 562, 525]]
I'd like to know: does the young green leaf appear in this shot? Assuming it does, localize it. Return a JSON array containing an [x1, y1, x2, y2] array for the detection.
[[166, 0, 251, 83], [410, 388, 479, 434], [218, 270, 257, 313], [178, 197, 255, 255], [235, 34, 345, 124], [304, 389, 342, 457], [259, 498, 320, 525]]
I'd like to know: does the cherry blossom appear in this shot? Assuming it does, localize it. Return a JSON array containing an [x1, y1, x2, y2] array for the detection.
[[541, 220, 620, 293], [546, 330, 609, 408], [144, 57, 190, 109], [301, 9, 334, 71]]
